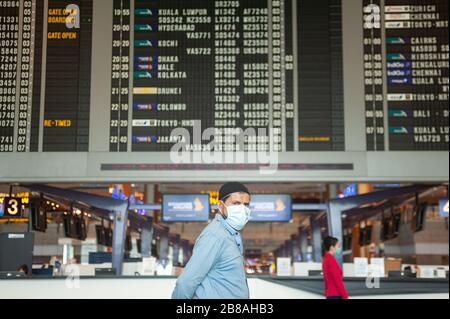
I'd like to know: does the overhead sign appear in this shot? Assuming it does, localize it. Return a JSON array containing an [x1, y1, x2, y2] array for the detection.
[[249, 195, 292, 222], [2, 197, 23, 218], [162, 194, 210, 222], [0, 193, 29, 218]]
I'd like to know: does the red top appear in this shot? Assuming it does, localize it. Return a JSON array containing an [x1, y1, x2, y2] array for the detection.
[[322, 252, 349, 299]]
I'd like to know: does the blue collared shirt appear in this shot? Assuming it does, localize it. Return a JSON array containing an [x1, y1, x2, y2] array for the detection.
[[172, 214, 249, 299]]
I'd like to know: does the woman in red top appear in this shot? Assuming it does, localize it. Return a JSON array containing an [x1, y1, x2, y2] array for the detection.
[[322, 236, 349, 299]]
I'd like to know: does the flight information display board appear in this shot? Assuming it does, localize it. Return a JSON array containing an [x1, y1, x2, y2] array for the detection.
[[0, 0, 346, 153], [0, 0, 448, 182], [363, 0, 449, 151]]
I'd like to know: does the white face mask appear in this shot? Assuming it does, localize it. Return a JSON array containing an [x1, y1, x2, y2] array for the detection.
[[221, 203, 251, 231]]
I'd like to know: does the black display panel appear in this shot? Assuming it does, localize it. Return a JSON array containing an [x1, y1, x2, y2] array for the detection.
[[297, 0, 345, 151], [0, 0, 448, 166], [0, 0, 349, 153], [43, 0, 93, 151], [127, 0, 297, 152], [363, 0, 449, 151]]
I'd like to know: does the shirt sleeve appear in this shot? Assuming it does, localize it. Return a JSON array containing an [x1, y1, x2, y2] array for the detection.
[[171, 232, 223, 299], [330, 258, 349, 299]]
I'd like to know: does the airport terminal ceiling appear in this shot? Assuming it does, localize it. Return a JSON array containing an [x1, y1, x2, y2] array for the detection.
[[0, 0, 448, 182]]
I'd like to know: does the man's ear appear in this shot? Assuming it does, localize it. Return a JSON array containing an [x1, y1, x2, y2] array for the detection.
[[218, 201, 227, 218]]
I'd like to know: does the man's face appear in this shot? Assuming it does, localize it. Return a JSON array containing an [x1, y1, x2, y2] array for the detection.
[[218, 192, 251, 218]]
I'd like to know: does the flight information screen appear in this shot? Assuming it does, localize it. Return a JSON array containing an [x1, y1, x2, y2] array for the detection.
[[363, 0, 449, 151], [0, 0, 448, 182], [1, 0, 346, 153]]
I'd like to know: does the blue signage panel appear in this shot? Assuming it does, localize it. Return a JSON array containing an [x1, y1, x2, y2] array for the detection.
[[162, 194, 210, 222], [249, 195, 292, 222]]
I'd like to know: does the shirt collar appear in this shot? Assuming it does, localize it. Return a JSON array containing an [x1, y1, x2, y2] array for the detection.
[[216, 214, 240, 236]]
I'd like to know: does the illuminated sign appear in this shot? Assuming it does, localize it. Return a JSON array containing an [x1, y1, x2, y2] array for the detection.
[[343, 184, 358, 198], [162, 194, 210, 222], [2, 197, 23, 218], [249, 195, 292, 222], [439, 198, 449, 218]]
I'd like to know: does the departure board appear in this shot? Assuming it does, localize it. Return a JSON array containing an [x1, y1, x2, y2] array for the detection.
[[0, 0, 347, 153], [0, 0, 448, 183], [363, 0, 449, 151], [124, 0, 298, 152]]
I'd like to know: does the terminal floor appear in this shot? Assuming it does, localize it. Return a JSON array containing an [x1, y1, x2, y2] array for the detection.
[[0, 278, 448, 299]]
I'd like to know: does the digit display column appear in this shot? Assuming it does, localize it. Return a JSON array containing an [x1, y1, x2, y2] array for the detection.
[[0, 1, 20, 153], [109, 0, 130, 152]]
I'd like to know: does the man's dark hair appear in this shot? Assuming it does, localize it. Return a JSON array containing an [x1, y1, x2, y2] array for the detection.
[[219, 182, 250, 201], [322, 236, 339, 255]]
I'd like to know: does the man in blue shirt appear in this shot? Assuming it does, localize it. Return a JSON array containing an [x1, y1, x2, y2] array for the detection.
[[172, 182, 252, 299]]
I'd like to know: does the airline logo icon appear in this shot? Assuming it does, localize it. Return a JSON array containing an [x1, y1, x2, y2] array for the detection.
[[135, 56, 157, 63], [389, 110, 410, 118], [386, 21, 410, 29], [385, 6, 411, 13], [133, 136, 158, 144], [386, 37, 409, 45], [133, 120, 150, 127], [388, 78, 411, 85], [135, 24, 157, 32], [387, 61, 412, 69], [387, 53, 409, 61], [134, 104, 158, 111], [136, 64, 154, 71], [385, 13, 411, 21], [275, 199, 286, 212], [193, 198, 204, 212], [135, 9, 156, 16], [135, 40, 154, 47], [387, 69, 412, 77], [132, 120, 157, 127], [388, 94, 413, 101], [389, 127, 409, 134], [134, 71, 154, 79]]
